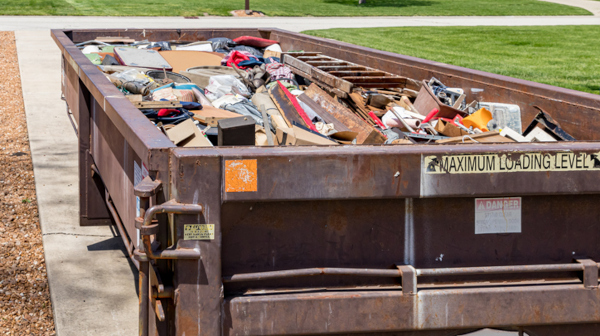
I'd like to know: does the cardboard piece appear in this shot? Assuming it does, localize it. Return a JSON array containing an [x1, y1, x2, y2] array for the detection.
[[264, 50, 281, 59], [165, 119, 213, 147], [436, 131, 514, 144], [434, 119, 469, 137], [159, 51, 223, 73], [251, 92, 288, 129], [303, 84, 385, 144], [276, 126, 338, 146], [329, 131, 358, 144], [255, 125, 278, 146], [113, 47, 172, 70], [190, 106, 242, 124], [180, 66, 242, 88]]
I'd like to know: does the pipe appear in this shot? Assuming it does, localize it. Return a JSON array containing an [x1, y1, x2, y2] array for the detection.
[[416, 263, 585, 277], [223, 262, 592, 283], [223, 267, 401, 283]]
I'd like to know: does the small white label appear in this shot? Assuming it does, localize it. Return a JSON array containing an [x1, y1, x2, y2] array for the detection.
[[475, 197, 521, 234]]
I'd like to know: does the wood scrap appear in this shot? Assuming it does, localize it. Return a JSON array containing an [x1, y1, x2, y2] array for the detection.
[[268, 81, 315, 130], [133, 101, 182, 109], [190, 106, 242, 124], [304, 84, 386, 145], [297, 94, 351, 133]]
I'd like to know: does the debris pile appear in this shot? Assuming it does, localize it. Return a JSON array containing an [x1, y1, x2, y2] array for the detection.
[[78, 35, 575, 147]]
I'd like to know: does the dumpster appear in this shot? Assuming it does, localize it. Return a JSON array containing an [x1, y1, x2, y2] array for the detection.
[[52, 28, 600, 336]]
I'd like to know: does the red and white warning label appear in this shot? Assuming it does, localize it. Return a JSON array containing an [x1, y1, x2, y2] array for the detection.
[[475, 197, 521, 234]]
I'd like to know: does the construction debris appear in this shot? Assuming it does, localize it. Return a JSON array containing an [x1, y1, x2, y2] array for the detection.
[[82, 35, 576, 148]]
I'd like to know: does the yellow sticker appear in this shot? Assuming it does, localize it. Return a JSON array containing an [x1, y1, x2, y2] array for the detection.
[[184, 224, 215, 240], [424, 152, 600, 174], [225, 159, 257, 192]]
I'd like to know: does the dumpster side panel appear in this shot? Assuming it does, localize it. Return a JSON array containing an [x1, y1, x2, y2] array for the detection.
[[91, 97, 141, 240], [220, 195, 600, 291], [171, 150, 223, 336], [225, 285, 600, 335], [78, 79, 112, 225]]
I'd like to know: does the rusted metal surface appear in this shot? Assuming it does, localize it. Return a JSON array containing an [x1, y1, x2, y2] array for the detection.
[[225, 284, 600, 335], [52, 28, 600, 336]]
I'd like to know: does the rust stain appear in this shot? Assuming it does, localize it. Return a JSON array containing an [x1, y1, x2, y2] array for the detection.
[[225, 159, 258, 192]]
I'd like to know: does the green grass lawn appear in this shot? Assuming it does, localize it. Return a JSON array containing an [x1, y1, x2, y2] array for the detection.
[[0, 0, 591, 16], [303, 26, 600, 94]]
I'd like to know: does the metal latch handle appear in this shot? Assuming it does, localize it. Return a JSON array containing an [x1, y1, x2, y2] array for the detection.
[[138, 200, 203, 260]]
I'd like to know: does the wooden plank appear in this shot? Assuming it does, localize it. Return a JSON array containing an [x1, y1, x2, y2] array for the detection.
[[329, 71, 387, 77], [297, 56, 330, 61], [287, 67, 347, 98], [133, 101, 182, 109], [306, 61, 351, 66], [317, 66, 368, 71], [297, 94, 351, 133], [268, 82, 306, 128], [304, 84, 385, 144], [285, 55, 353, 94], [310, 68, 354, 93], [347, 92, 375, 125], [350, 83, 409, 89], [283, 56, 314, 75], [342, 76, 408, 84], [283, 52, 321, 57]]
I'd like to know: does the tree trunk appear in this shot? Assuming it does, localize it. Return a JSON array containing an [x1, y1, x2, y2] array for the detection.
[[359, 0, 366, 4]]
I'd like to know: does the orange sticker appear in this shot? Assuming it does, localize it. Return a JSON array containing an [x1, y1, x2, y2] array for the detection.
[[225, 160, 257, 192]]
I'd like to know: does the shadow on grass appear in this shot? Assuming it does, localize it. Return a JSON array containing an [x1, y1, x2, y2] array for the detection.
[[323, 0, 436, 8]]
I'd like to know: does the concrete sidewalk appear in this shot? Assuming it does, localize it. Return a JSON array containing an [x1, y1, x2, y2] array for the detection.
[[2, 15, 600, 32], [15, 30, 138, 336], [542, 0, 600, 16]]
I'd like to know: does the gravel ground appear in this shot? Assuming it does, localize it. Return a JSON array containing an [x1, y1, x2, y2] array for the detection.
[[0, 31, 56, 335]]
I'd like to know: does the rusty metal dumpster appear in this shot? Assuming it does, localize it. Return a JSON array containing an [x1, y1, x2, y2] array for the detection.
[[52, 28, 600, 336]]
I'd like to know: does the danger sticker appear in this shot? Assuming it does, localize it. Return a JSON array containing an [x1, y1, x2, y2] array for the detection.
[[475, 197, 521, 234], [225, 159, 257, 192], [184, 224, 215, 240], [424, 152, 600, 174]]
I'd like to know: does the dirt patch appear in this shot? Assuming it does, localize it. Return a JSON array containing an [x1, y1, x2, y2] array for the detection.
[[0, 31, 56, 335]]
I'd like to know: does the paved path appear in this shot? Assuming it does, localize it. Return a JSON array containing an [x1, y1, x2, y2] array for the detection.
[[2, 15, 600, 32], [541, 0, 600, 16], [15, 30, 138, 336]]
